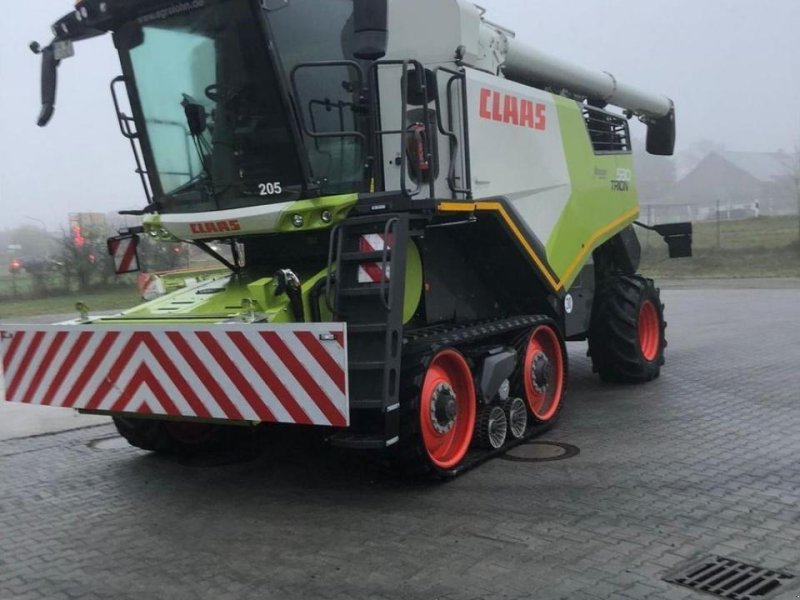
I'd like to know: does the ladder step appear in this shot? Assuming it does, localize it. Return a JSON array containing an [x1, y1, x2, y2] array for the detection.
[[349, 361, 386, 371], [340, 251, 391, 263], [350, 398, 386, 410], [347, 323, 389, 334], [350, 399, 401, 412], [330, 433, 398, 450], [338, 286, 385, 298]]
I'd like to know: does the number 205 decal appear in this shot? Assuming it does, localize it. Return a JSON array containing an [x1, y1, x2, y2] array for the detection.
[[259, 182, 283, 196]]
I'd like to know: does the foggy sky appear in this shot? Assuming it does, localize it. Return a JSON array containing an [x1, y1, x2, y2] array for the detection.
[[1, 0, 798, 230]]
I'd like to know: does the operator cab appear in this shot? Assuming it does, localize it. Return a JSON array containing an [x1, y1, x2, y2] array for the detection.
[[34, 0, 380, 214]]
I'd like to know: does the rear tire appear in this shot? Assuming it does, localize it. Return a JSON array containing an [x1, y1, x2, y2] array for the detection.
[[588, 274, 666, 383], [113, 417, 248, 455]]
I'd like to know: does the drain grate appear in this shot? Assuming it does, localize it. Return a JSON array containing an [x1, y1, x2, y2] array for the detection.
[[665, 555, 795, 600]]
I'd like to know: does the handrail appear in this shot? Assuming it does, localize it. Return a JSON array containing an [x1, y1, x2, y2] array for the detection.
[[110, 75, 153, 203], [325, 223, 342, 316], [368, 59, 435, 199], [379, 217, 399, 310], [434, 66, 471, 197], [289, 61, 367, 145]]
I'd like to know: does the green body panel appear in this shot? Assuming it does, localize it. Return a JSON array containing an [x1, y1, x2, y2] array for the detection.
[[100, 236, 423, 325], [546, 97, 640, 289], [274, 194, 358, 234], [102, 273, 295, 324], [403, 239, 423, 323]]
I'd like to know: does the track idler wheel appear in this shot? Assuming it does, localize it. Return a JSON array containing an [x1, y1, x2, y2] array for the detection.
[[504, 397, 529, 440], [475, 405, 508, 450]]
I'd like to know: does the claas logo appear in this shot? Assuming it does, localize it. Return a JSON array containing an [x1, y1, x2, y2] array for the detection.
[[189, 219, 241, 234], [479, 88, 547, 131]]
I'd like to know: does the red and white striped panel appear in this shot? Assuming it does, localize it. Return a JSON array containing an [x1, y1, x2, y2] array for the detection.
[[109, 237, 140, 274], [0, 325, 349, 427], [358, 234, 392, 284]]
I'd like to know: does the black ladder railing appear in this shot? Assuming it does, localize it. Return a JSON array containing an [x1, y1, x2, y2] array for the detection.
[[329, 213, 409, 450]]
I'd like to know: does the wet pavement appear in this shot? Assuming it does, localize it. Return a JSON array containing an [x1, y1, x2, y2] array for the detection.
[[1, 286, 799, 600]]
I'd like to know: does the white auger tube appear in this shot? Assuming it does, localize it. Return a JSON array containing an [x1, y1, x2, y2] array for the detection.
[[503, 39, 673, 120]]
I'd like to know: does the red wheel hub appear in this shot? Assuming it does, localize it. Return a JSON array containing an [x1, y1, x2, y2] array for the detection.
[[638, 300, 661, 362], [523, 325, 565, 422], [419, 349, 477, 470]]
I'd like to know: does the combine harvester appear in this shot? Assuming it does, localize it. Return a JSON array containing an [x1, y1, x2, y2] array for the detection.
[[4, 0, 691, 475]]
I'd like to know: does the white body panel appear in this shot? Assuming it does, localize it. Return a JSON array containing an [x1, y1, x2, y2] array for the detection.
[[465, 68, 572, 246], [385, 0, 483, 67], [159, 202, 293, 240], [378, 64, 468, 200], [384, 0, 672, 119]]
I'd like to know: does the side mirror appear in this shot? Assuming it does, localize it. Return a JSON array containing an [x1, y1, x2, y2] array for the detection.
[[107, 234, 142, 274], [405, 67, 436, 106], [32, 40, 74, 127], [353, 0, 388, 60], [36, 45, 57, 127], [646, 105, 676, 156]]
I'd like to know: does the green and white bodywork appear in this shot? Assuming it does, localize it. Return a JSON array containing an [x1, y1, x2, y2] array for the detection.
[[117, 0, 675, 319], [11, 0, 682, 472]]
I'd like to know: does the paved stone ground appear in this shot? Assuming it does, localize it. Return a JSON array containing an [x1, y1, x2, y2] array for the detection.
[[1, 288, 799, 600]]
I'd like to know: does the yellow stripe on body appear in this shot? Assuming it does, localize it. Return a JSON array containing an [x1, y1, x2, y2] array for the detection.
[[437, 202, 640, 292]]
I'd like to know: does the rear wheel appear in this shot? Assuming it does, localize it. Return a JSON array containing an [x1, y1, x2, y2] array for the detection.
[[113, 417, 246, 455], [588, 274, 666, 382]]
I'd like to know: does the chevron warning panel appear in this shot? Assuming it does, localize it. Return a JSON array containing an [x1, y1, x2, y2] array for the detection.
[[0, 325, 349, 427], [357, 233, 392, 284], [108, 236, 140, 275]]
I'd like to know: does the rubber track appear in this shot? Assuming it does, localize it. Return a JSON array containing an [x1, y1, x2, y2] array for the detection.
[[398, 315, 563, 479]]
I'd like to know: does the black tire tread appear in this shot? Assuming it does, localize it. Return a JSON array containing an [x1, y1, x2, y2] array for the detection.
[[112, 417, 248, 456], [588, 274, 667, 383]]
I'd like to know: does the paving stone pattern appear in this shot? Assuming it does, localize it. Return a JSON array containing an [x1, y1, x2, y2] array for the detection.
[[1, 288, 799, 600]]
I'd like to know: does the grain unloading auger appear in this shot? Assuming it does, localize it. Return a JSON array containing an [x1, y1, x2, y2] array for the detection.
[[6, 0, 691, 476]]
